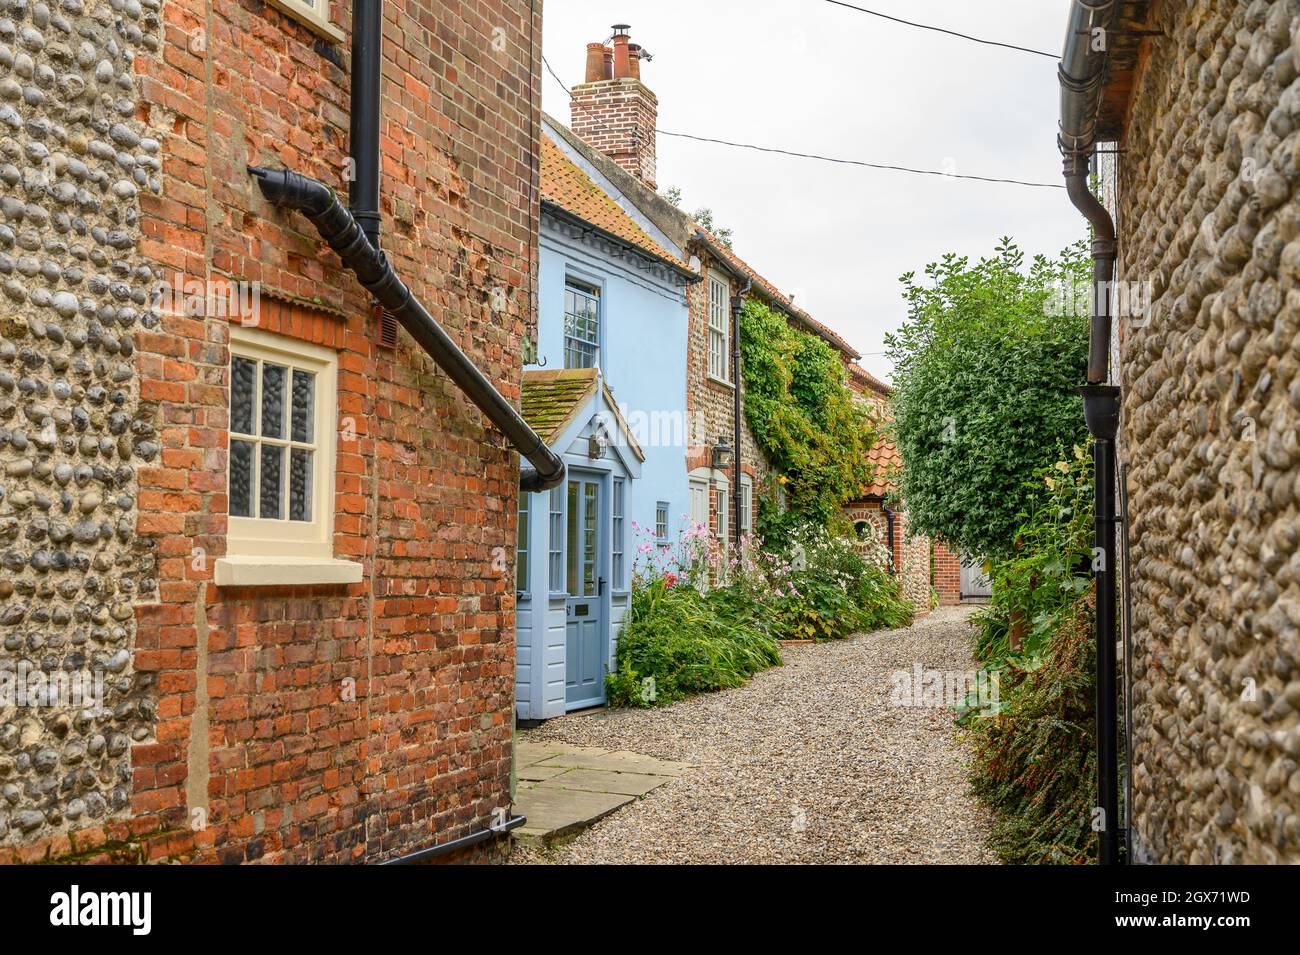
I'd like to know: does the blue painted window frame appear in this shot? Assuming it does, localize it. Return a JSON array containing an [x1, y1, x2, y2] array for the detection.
[[517, 492, 529, 597], [548, 485, 564, 593], [612, 478, 625, 588]]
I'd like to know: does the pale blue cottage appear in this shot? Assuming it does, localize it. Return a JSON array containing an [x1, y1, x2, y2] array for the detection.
[[514, 123, 697, 719]]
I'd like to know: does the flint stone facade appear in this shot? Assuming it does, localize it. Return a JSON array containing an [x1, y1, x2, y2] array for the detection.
[[1112, 0, 1300, 863], [0, 0, 161, 850], [2, 0, 540, 863]]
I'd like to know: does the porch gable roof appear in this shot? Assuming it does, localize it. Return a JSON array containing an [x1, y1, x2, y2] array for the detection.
[[521, 367, 646, 465]]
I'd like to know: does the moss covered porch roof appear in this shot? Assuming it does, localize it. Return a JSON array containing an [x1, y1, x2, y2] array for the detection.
[[521, 367, 645, 461]]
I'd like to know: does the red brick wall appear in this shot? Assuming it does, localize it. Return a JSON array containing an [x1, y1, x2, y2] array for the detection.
[[932, 542, 962, 605], [569, 78, 658, 188], [7, 0, 540, 865]]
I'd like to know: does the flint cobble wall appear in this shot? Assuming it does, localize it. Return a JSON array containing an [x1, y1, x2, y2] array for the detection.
[[1117, 0, 1300, 863], [0, 0, 162, 851]]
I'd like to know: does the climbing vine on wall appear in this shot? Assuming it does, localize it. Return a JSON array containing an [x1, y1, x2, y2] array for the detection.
[[739, 300, 876, 547]]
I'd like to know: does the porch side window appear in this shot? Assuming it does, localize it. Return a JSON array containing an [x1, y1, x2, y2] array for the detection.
[[707, 272, 729, 382], [715, 486, 728, 541], [517, 493, 529, 594], [655, 501, 669, 543], [227, 326, 336, 559], [564, 278, 600, 369], [740, 476, 753, 536], [612, 479, 625, 588], [548, 486, 563, 591]]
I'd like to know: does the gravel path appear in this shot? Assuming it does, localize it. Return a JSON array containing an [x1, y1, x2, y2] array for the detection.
[[510, 605, 996, 864]]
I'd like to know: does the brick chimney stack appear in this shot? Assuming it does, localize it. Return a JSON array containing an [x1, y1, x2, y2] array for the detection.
[[570, 24, 658, 188]]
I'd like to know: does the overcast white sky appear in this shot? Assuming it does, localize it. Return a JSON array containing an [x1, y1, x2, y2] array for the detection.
[[540, 0, 1083, 383]]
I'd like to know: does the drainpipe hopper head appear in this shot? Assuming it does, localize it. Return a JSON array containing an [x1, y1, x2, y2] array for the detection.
[[1078, 383, 1121, 440]]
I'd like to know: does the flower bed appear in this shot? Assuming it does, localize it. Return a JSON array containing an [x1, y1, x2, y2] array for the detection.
[[607, 521, 914, 707]]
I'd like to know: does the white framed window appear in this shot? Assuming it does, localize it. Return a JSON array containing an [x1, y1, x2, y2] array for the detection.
[[740, 475, 753, 536], [707, 271, 730, 382], [216, 326, 359, 587], [655, 501, 669, 543], [517, 493, 530, 595], [564, 278, 600, 369], [715, 486, 728, 541]]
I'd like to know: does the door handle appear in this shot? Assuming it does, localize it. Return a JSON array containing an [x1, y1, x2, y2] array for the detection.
[[599, 576, 606, 596]]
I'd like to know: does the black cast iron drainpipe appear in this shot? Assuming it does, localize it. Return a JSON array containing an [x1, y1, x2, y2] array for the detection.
[[248, 167, 566, 493], [730, 276, 752, 549], [1058, 0, 1123, 865], [349, 0, 382, 251], [378, 813, 526, 865], [881, 505, 896, 575]]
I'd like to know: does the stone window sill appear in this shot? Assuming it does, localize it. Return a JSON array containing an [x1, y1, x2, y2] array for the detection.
[[214, 555, 363, 587], [262, 0, 346, 44]]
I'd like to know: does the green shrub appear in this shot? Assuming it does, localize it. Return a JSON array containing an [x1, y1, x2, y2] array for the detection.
[[607, 575, 782, 707], [885, 238, 1091, 562], [772, 523, 913, 641], [965, 450, 1098, 863], [972, 447, 1094, 666], [967, 593, 1097, 864]]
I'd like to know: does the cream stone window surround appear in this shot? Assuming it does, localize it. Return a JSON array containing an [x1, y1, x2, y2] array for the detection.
[[264, 0, 345, 43], [215, 326, 361, 587]]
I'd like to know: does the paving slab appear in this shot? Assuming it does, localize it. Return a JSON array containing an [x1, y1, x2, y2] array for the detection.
[[535, 750, 690, 776], [517, 763, 570, 782], [536, 768, 669, 797], [516, 741, 608, 767], [512, 742, 691, 846], [513, 787, 634, 846]]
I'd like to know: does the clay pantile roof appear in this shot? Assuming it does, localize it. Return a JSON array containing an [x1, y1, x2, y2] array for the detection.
[[864, 435, 902, 498], [847, 361, 893, 397], [540, 137, 687, 271], [521, 367, 645, 461], [695, 227, 862, 360]]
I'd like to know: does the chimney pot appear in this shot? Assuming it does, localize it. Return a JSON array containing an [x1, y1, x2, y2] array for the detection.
[[584, 43, 607, 83], [611, 30, 632, 80], [570, 24, 657, 187]]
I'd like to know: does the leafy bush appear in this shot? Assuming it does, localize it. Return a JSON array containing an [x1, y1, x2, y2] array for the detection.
[[885, 238, 1091, 562], [606, 574, 782, 707], [968, 593, 1097, 864], [739, 300, 878, 549], [973, 448, 1094, 664], [773, 523, 913, 640], [965, 451, 1098, 864]]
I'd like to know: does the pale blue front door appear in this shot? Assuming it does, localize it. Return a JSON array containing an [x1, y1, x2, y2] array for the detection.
[[565, 474, 605, 709]]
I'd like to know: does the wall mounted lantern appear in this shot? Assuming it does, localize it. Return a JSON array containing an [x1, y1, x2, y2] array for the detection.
[[711, 435, 733, 471]]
